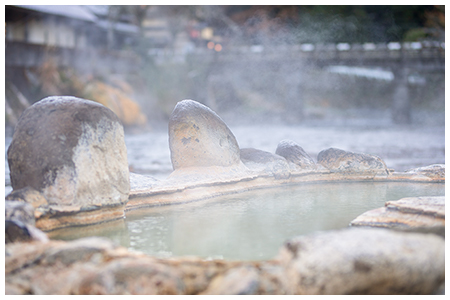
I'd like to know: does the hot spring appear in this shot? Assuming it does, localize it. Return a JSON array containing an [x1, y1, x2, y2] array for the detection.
[[6, 123, 445, 261], [48, 181, 444, 261]]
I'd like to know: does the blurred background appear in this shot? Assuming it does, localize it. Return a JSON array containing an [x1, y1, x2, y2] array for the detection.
[[4, 5, 445, 191]]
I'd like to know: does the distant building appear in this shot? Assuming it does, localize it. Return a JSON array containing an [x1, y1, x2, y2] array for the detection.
[[6, 5, 140, 50]]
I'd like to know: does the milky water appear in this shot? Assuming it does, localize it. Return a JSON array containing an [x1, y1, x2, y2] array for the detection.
[[5, 123, 445, 260], [49, 181, 444, 261]]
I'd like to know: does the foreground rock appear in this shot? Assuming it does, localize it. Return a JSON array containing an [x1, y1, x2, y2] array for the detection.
[[5, 200, 49, 244], [350, 196, 445, 235], [5, 227, 444, 295], [277, 228, 445, 294], [7, 96, 130, 230]]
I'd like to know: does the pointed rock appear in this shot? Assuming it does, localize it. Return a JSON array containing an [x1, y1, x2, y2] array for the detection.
[[168, 100, 241, 169]]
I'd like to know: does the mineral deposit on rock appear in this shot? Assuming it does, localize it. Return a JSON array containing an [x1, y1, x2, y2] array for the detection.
[[7, 96, 130, 208], [168, 100, 241, 169]]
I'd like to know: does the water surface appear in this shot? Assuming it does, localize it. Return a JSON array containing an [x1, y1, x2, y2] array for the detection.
[[49, 181, 444, 261]]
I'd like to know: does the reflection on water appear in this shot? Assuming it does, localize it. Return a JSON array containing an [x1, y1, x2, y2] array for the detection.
[[49, 181, 444, 261]]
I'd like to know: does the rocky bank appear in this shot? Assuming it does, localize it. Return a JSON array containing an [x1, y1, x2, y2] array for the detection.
[[5, 97, 445, 294]]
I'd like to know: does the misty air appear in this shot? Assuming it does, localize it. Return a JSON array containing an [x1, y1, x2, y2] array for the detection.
[[5, 5, 445, 295]]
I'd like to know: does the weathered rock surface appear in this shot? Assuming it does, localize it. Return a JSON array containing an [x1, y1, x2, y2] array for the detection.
[[5, 227, 444, 295], [6, 187, 48, 209], [350, 196, 445, 233], [6, 200, 36, 226], [317, 147, 388, 175], [5, 200, 48, 243], [277, 228, 445, 294], [240, 148, 290, 179], [405, 164, 445, 181], [7, 96, 130, 229], [168, 99, 241, 169], [275, 139, 316, 171]]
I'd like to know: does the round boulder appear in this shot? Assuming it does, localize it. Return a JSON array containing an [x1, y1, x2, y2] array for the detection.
[[168, 100, 240, 169], [7, 96, 130, 208]]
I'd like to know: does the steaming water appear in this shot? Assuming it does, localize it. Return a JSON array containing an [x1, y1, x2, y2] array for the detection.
[[5, 123, 445, 260], [49, 181, 444, 261], [124, 123, 445, 180]]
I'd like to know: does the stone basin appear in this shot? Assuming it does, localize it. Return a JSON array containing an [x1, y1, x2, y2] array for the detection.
[[5, 97, 445, 295]]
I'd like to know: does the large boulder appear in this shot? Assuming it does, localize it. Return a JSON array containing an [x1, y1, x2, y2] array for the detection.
[[277, 228, 445, 294], [7, 96, 130, 209], [168, 100, 241, 170]]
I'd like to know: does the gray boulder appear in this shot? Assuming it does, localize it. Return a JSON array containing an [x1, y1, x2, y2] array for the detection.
[[275, 139, 316, 170], [277, 227, 445, 294], [7, 96, 130, 208]]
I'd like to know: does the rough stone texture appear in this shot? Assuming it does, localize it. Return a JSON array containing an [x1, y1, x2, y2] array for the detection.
[[240, 148, 290, 179], [129, 172, 159, 192], [7, 96, 130, 208], [6, 187, 48, 209], [317, 147, 388, 174], [350, 196, 445, 232], [168, 99, 241, 169], [275, 139, 316, 170], [73, 257, 185, 295], [5, 228, 445, 295], [405, 164, 445, 181], [277, 228, 445, 295], [386, 196, 444, 218], [201, 266, 260, 295]]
